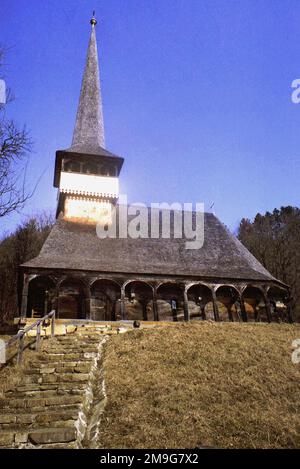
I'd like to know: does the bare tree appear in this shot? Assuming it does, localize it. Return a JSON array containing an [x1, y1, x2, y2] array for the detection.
[[0, 46, 33, 218]]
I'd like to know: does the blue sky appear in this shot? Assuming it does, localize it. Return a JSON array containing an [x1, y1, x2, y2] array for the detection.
[[1, 0, 300, 235]]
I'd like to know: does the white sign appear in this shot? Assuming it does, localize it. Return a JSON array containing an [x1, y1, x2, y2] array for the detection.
[[0, 339, 6, 364], [292, 339, 300, 364]]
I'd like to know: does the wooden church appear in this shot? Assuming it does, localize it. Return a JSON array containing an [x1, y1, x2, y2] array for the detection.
[[19, 16, 291, 324]]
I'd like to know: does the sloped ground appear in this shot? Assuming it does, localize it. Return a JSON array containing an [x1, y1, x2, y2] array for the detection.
[[98, 322, 300, 449], [0, 322, 299, 449]]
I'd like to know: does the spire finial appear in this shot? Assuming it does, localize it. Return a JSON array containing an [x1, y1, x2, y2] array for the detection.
[[90, 11, 97, 27]]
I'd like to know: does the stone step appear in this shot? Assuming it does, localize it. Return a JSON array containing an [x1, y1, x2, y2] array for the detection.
[[0, 400, 82, 411], [0, 394, 83, 409], [56, 337, 102, 342], [0, 419, 76, 433], [37, 355, 94, 363], [37, 361, 92, 369], [57, 336, 103, 341], [0, 409, 78, 425], [0, 420, 76, 434], [41, 342, 98, 348], [41, 372, 90, 384], [4, 386, 86, 399], [43, 344, 98, 350], [45, 339, 100, 345], [38, 352, 96, 361], [4, 372, 90, 386], [20, 362, 91, 375], [0, 427, 77, 447], [14, 381, 87, 393], [44, 345, 98, 355]]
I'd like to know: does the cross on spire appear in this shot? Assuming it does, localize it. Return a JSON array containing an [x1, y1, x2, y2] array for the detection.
[[90, 11, 97, 26]]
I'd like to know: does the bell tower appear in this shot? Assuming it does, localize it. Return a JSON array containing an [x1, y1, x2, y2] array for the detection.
[[53, 14, 123, 224]]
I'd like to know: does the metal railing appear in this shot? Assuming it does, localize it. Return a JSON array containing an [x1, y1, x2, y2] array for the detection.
[[0, 310, 56, 366]]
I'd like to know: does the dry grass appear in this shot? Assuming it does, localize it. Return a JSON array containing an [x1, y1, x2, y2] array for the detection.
[[0, 336, 20, 397], [98, 322, 300, 449], [0, 335, 37, 397]]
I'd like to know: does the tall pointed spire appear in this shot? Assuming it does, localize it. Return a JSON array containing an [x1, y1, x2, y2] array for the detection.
[[71, 13, 105, 150]]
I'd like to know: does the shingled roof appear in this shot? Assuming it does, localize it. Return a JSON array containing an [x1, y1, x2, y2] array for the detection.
[[22, 208, 277, 283]]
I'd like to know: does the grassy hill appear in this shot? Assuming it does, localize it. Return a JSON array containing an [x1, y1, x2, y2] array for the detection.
[[98, 322, 300, 449]]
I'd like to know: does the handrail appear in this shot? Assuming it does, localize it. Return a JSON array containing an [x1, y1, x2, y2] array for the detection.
[[0, 310, 56, 366]]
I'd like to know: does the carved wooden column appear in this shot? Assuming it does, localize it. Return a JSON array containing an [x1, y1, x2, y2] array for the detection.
[[285, 289, 293, 323], [44, 290, 49, 315], [239, 293, 247, 322], [227, 305, 234, 322], [212, 289, 220, 321], [263, 293, 272, 323], [111, 299, 116, 321], [85, 288, 91, 320], [20, 273, 30, 317], [120, 286, 126, 320], [153, 288, 159, 321], [183, 289, 189, 321], [142, 301, 148, 321], [200, 304, 206, 320], [55, 284, 60, 319]]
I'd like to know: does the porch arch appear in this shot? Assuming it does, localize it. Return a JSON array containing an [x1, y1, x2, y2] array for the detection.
[[156, 282, 184, 321], [123, 281, 154, 321], [58, 277, 87, 319], [26, 276, 56, 318], [186, 283, 214, 320], [242, 285, 268, 322], [215, 285, 242, 322]]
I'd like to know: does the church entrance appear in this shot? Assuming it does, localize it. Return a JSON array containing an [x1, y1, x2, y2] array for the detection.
[[26, 276, 56, 318], [186, 283, 214, 320], [216, 285, 242, 321], [157, 283, 184, 321], [124, 281, 154, 321], [90, 279, 121, 321], [58, 278, 86, 319]]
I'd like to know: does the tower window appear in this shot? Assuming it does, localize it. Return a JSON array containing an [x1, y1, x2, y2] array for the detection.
[[82, 163, 97, 175], [102, 164, 115, 176], [66, 161, 81, 172]]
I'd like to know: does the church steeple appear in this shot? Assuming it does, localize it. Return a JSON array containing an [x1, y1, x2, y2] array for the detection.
[[54, 14, 124, 222], [72, 14, 105, 150]]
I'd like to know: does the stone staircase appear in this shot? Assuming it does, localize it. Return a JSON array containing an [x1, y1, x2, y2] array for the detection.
[[0, 327, 110, 448]]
